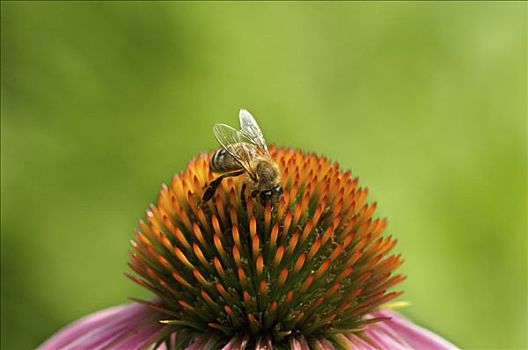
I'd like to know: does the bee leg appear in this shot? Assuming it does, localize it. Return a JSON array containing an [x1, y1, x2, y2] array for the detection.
[[240, 183, 247, 209], [202, 170, 245, 202], [202, 175, 225, 202]]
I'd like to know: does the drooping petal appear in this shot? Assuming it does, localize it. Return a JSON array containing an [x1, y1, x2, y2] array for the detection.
[[337, 333, 378, 350], [38, 302, 166, 350], [184, 332, 225, 350], [290, 335, 310, 350], [310, 337, 336, 350], [221, 335, 248, 350], [255, 336, 272, 350], [337, 310, 458, 350], [368, 310, 458, 350]]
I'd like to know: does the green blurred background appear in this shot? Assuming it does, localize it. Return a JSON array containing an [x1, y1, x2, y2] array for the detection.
[[1, 2, 526, 349]]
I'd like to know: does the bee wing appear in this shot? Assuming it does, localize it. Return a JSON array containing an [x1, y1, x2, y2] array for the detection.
[[213, 123, 258, 180], [239, 109, 269, 154]]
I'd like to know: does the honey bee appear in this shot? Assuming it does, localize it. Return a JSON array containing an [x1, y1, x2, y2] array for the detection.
[[202, 109, 283, 205]]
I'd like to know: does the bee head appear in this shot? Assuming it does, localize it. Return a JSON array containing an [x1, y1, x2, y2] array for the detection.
[[259, 185, 283, 205]]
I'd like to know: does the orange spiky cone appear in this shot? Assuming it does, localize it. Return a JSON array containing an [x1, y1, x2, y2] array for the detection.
[[127, 147, 405, 348]]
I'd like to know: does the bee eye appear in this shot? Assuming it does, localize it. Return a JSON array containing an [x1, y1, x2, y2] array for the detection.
[[260, 190, 273, 203], [259, 187, 283, 205]]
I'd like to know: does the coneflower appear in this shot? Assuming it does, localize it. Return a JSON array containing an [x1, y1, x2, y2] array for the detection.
[[39, 147, 457, 350]]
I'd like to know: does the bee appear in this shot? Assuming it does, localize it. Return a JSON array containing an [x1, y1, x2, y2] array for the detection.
[[202, 109, 283, 206]]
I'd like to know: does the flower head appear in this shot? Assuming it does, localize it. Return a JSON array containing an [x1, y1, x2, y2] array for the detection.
[[39, 147, 457, 350], [129, 146, 403, 346]]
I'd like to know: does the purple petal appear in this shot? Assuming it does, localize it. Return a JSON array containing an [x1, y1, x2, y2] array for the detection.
[[360, 310, 458, 350], [255, 336, 272, 350], [38, 302, 166, 350], [311, 337, 336, 350], [185, 332, 226, 350], [339, 333, 378, 350], [290, 335, 310, 350], [222, 336, 248, 350], [157, 333, 177, 350]]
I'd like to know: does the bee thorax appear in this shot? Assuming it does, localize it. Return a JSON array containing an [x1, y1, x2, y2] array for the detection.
[[256, 160, 281, 191]]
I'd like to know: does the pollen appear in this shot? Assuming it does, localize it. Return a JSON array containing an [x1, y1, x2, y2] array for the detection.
[[128, 147, 404, 346]]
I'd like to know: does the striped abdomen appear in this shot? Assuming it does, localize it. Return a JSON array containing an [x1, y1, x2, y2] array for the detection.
[[210, 148, 244, 173]]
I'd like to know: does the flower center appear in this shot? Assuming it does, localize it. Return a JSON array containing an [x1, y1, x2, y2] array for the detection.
[[128, 147, 404, 346]]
